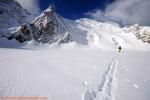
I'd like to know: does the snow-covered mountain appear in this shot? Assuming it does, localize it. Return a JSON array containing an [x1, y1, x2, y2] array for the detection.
[[6, 7, 71, 44], [0, 0, 149, 51], [0, 6, 71, 45], [0, 1, 150, 100], [123, 24, 150, 44], [64, 18, 150, 51], [31, 7, 71, 43], [0, 0, 30, 30]]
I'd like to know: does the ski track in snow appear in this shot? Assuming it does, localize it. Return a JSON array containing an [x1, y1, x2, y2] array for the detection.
[[83, 54, 119, 100]]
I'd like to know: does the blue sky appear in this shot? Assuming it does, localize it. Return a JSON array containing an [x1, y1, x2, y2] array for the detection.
[[16, 0, 150, 25], [38, 0, 114, 19]]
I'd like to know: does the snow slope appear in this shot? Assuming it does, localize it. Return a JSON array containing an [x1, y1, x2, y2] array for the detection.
[[0, 17, 150, 100], [0, 47, 116, 99], [0, 2, 150, 100], [116, 52, 150, 100], [64, 18, 150, 51], [0, 0, 30, 30], [0, 47, 150, 100]]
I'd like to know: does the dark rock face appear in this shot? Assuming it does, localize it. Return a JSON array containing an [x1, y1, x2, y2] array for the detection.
[[32, 8, 58, 43], [14, 23, 33, 43], [11, 7, 71, 44]]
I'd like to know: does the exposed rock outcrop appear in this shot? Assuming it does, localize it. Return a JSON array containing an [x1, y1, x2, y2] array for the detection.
[[123, 24, 150, 44], [10, 7, 72, 44]]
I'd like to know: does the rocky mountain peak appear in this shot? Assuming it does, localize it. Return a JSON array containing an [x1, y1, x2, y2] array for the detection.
[[6, 6, 71, 44]]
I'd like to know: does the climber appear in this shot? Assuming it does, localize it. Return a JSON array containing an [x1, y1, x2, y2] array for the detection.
[[118, 46, 122, 53]]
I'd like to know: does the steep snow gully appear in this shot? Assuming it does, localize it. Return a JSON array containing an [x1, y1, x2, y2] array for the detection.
[[83, 53, 120, 100]]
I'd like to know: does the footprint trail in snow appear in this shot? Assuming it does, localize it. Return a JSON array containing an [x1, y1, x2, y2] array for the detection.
[[84, 54, 119, 100]]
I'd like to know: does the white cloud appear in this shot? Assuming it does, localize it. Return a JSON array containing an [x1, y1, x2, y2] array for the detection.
[[86, 0, 150, 26], [16, 0, 41, 16]]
